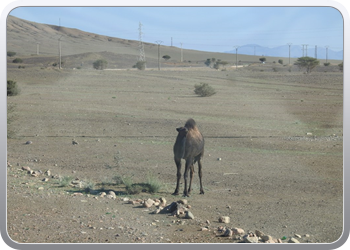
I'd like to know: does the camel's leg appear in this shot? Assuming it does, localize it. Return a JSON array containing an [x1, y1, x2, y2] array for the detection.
[[188, 164, 194, 195], [183, 158, 192, 197], [198, 158, 204, 194], [173, 158, 181, 195]]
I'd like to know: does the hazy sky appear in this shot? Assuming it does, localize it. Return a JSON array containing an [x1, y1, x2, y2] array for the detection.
[[9, 6, 344, 52]]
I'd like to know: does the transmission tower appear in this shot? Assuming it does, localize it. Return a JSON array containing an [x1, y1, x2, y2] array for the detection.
[[138, 22, 146, 63], [287, 43, 292, 64]]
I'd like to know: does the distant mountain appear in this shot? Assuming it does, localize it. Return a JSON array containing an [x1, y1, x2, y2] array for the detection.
[[225, 44, 343, 60]]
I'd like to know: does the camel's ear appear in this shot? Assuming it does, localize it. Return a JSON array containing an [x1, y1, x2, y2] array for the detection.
[[176, 127, 188, 133]]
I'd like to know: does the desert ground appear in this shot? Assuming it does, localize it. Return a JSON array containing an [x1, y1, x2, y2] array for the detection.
[[6, 15, 343, 245], [6, 63, 343, 244]]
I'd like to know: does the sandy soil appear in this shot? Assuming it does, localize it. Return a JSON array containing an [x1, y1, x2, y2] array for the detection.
[[6, 65, 343, 244]]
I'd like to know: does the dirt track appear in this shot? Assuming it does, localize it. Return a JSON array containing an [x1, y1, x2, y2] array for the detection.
[[7, 65, 343, 244]]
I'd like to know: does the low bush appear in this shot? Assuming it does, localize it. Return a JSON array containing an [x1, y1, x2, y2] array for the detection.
[[7, 51, 16, 57], [93, 59, 108, 70], [7, 80, 20, 96], [194, 83, 216, 97], [133, 61, 146, 70], [12, 58, 23, 63]]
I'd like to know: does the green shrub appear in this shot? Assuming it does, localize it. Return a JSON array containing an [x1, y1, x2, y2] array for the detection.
[[278, 59, 283, 65], [12, 58, 23, 63], [324, 62, 331, 66], [133, 61, 146, 70], [7, 51, 16, 57], [339, 62, 343, 72], [93, 59, 108, 70], [7, 80, 20, 96], [194, 83, 216, 97], [146, 172, 163, 194], [58, 176, 73, 187]]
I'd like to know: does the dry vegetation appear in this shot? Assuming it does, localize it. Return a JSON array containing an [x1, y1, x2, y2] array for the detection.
[[6, 15, 343, 245]]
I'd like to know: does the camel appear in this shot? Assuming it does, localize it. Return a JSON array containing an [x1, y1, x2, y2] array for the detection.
[[173, 118, 204, 197]]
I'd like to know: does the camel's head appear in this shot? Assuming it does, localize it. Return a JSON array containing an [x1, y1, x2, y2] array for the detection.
[[176, 126, 188, 137]]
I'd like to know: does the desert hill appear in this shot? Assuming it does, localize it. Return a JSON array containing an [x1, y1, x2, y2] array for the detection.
[[6, 15, 341, 70]]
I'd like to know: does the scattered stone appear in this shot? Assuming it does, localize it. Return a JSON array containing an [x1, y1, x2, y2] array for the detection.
[[288, 237, 300, 243], [72, 192, 83, 196], [185, 211, 194, 219], [223, 228, 233, 237], [217, 158, 222, 161], [232, 228, 245, 235], [31, 171, 40, 177], [305, 234, 310, 238], [306, 132, 313, 136], [25, 141, 33, 145], [177, 199, 188, 205], [99, 192, 106, 197], [277, 239, 283, 243], [38, 187, 44, 190], [201, 227, 209, 231], [42, 178, 49, 182], [143, 199, 155, 208], [294, 234, 301, 238], [255, 230, 265, 237], [72, 139, 79, 145], [261, 235, 273, 242], [22, 166, 31, 171], [159, 197, 167, 207], [244, 236, 259, 243], [206, 220, 210, 225], [218, 216, 230, 223], [45, 170, 51, 176], [107, 191, 116, 199]]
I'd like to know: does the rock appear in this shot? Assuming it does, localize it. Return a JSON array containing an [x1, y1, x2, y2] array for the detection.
[[72, 139, 79, 145], [45, 170, 51, 176], [25, 141, 33, 145], [22, 166, 31, 171], [42, 178, 49, 182], [143, 199, 155, 208], [177, 199, 188, 205], [31, 171, 40, 177], [261, 235, 273, 242], [217, 158, 222, 161], [305, 234, 310, 238], [232, 228, 245, 235], [294, 234, 301, 238], [38, 187, 44, 190], [223, 228, 233, 237], [255, 230, 265, 237], [159, 197, 166, 207], [277, 239, 283, 243], [201, 227, 209, 231], [218, 216, 230, 223], [244, 236, 259, 243], [99, 192, 107, 197], [288, 237, 300, 243], [108, 191, 116, 199], [185, 211, 194, 219], [206, 220, 210, 225]]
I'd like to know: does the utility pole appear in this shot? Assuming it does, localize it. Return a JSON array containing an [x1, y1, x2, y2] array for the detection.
[[305, 44, 308, 57], [325, 46, 329, 63], [138, 22, 146, 64], [233, 46, 239, 69], [36, 41, 40, 55], [155, 40, 163, 70], [315, 45, 317, 59], [287, 43, 292, 65], [58, 35, 63, 69], [180, 42, 183, 62], [302, 44, 306, 57]]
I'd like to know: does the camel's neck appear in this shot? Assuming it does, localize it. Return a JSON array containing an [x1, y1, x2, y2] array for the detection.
[[174, 135, 186, 159]]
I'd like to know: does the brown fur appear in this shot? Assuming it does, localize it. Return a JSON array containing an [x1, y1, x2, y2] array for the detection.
[[173, 118, 205, 197]]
